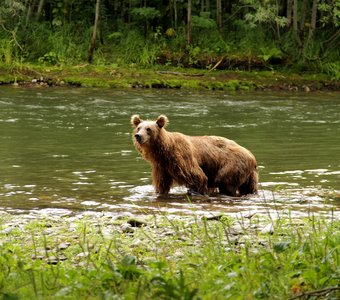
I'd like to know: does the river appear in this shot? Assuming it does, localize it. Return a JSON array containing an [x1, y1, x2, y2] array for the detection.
[[0, 87, 339, 218]]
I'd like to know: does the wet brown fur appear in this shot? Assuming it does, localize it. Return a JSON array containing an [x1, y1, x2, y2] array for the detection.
[[131, 114, 258, 196]]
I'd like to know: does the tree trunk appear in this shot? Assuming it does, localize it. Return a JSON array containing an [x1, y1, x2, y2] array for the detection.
[[187, 0, 192, 44], [299, 0, 308, 32], [216, 0, 222, 32], [286, 0, 292, 28], [201, 0, 210, 12], [88, 0, 100, 64], [308, 0, 318, 42], [173, 0, 178, 30], [292, 0, 301, 47], [292, 0, 298, 32], [26, 0, 35, 24], [35, 0, 45, 21]]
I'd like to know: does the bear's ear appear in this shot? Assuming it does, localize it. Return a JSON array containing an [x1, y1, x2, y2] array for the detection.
[[156, 115, 169, 128], [131, 115, 142, 127]]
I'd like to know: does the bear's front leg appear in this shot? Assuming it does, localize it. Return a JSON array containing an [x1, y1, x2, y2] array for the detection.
[[152, 166, 173, 194]]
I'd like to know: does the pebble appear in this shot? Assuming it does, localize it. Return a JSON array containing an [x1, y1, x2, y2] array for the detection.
[[303, 86, 311, 92], [43, 228, 55, 235], [76, 252, 89, 259], [58, 243, 71, 251], [46, 256, 59, 265], [1, 227, 14, 234], [127, 218, 148, 228], [226, 225, 244, 235], [31, 254, 44, 260], [121, 223, 135, 233], [202, 214, 223, 221], [261, 223, 274, 234]]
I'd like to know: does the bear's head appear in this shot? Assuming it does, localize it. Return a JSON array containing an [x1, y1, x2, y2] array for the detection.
[[131, 114, 169, 145]]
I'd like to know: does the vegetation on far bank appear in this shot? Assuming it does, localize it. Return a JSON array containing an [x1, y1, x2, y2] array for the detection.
[[0, 1, 339, 90], [0, 63, 339, 91], [0, 211, 339, 299]]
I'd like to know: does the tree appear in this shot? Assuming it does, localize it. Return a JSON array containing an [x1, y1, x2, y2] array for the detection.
[[216, 0, 222, 31], [88, 0, 100, 64], [187, 0, 192, 43]]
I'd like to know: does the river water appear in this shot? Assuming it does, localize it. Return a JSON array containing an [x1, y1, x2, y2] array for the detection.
[[0, 87, 339, 218]]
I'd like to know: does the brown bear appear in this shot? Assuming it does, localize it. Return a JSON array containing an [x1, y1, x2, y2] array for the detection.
[[131, 114, 258, 197]]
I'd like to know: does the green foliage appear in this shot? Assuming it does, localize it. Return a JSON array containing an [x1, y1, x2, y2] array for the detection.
[[38, 51, 59, 65], [131, 7, 161, 21], [0, 0, 25, 26], [243, 1, 288, 28], [187, 45, 201, 65], [321, 62, 340, 80], [51, 0, 66, 27], [18, 22, 88, 64], [0, 213, 339, 299], [318, 0, 340, 27], [0, 39, 16, 65], [0, 0, 338, 74], [258, 47, 283, 67], [192, 13, 216, 30], [152, 271, 199, 300]]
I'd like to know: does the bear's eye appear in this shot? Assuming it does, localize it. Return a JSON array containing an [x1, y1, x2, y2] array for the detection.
[[146, 128, 152, 133]]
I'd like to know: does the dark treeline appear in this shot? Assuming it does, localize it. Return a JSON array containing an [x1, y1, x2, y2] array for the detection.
[[0, 0, 339, 76]]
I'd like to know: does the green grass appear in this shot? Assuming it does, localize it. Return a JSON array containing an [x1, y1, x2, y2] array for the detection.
[[0, 212, 339, 299], [0, 62, 338, 91]]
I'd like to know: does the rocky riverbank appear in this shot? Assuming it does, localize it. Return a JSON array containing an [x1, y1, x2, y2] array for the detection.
[[0, 209, 339, 299], [1, 210, 272, 265]]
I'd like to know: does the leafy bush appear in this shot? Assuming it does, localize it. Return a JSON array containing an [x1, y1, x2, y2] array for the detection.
[[321, 62, 340, 80]]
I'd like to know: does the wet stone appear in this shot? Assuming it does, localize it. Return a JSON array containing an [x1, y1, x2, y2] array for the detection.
[[58, 254, 68, 261], [58, 243, 71, 251], [261, 223, 274, 234], [160, 230, 176, 237], [127, 218, 148, 228], [46, 257, 59, 265], [202, 214, 223, 221], [225, 236, 240, 245], [243, 212, 257, 219], [225, 226, 244, 235], [1, 227, 15, 234], [31, 254, 44, 260], [43, 228, 55, 235], [121, 223, 135, 233], [76, 252, 89, 259]]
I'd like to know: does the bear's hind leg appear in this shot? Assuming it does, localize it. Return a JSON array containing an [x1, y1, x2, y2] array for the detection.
[[216, 165, 239, 196], [219, 185, 238, 197], [185, 171, 208, 196]]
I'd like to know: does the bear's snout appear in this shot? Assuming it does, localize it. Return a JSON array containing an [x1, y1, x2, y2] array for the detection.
[[134, 133, 142, 144]]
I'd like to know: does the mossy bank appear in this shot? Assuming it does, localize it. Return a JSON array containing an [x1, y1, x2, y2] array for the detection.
[[1, 64, 339, 92], [0, 211, 339, 299]]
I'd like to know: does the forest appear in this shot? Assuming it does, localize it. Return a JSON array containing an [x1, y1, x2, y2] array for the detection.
[[0, 0, 339, 78]]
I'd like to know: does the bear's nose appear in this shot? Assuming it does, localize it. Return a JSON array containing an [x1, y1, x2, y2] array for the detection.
[[135, 134, 142, 143]]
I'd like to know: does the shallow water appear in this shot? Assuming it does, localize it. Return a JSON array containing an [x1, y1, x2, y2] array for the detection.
[[0, 87, 339, 218]]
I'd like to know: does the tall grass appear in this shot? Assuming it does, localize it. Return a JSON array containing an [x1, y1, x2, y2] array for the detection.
[[0, 39, 15, 65], [20, 22, 89, 64], [0, 211, 339, 299]]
